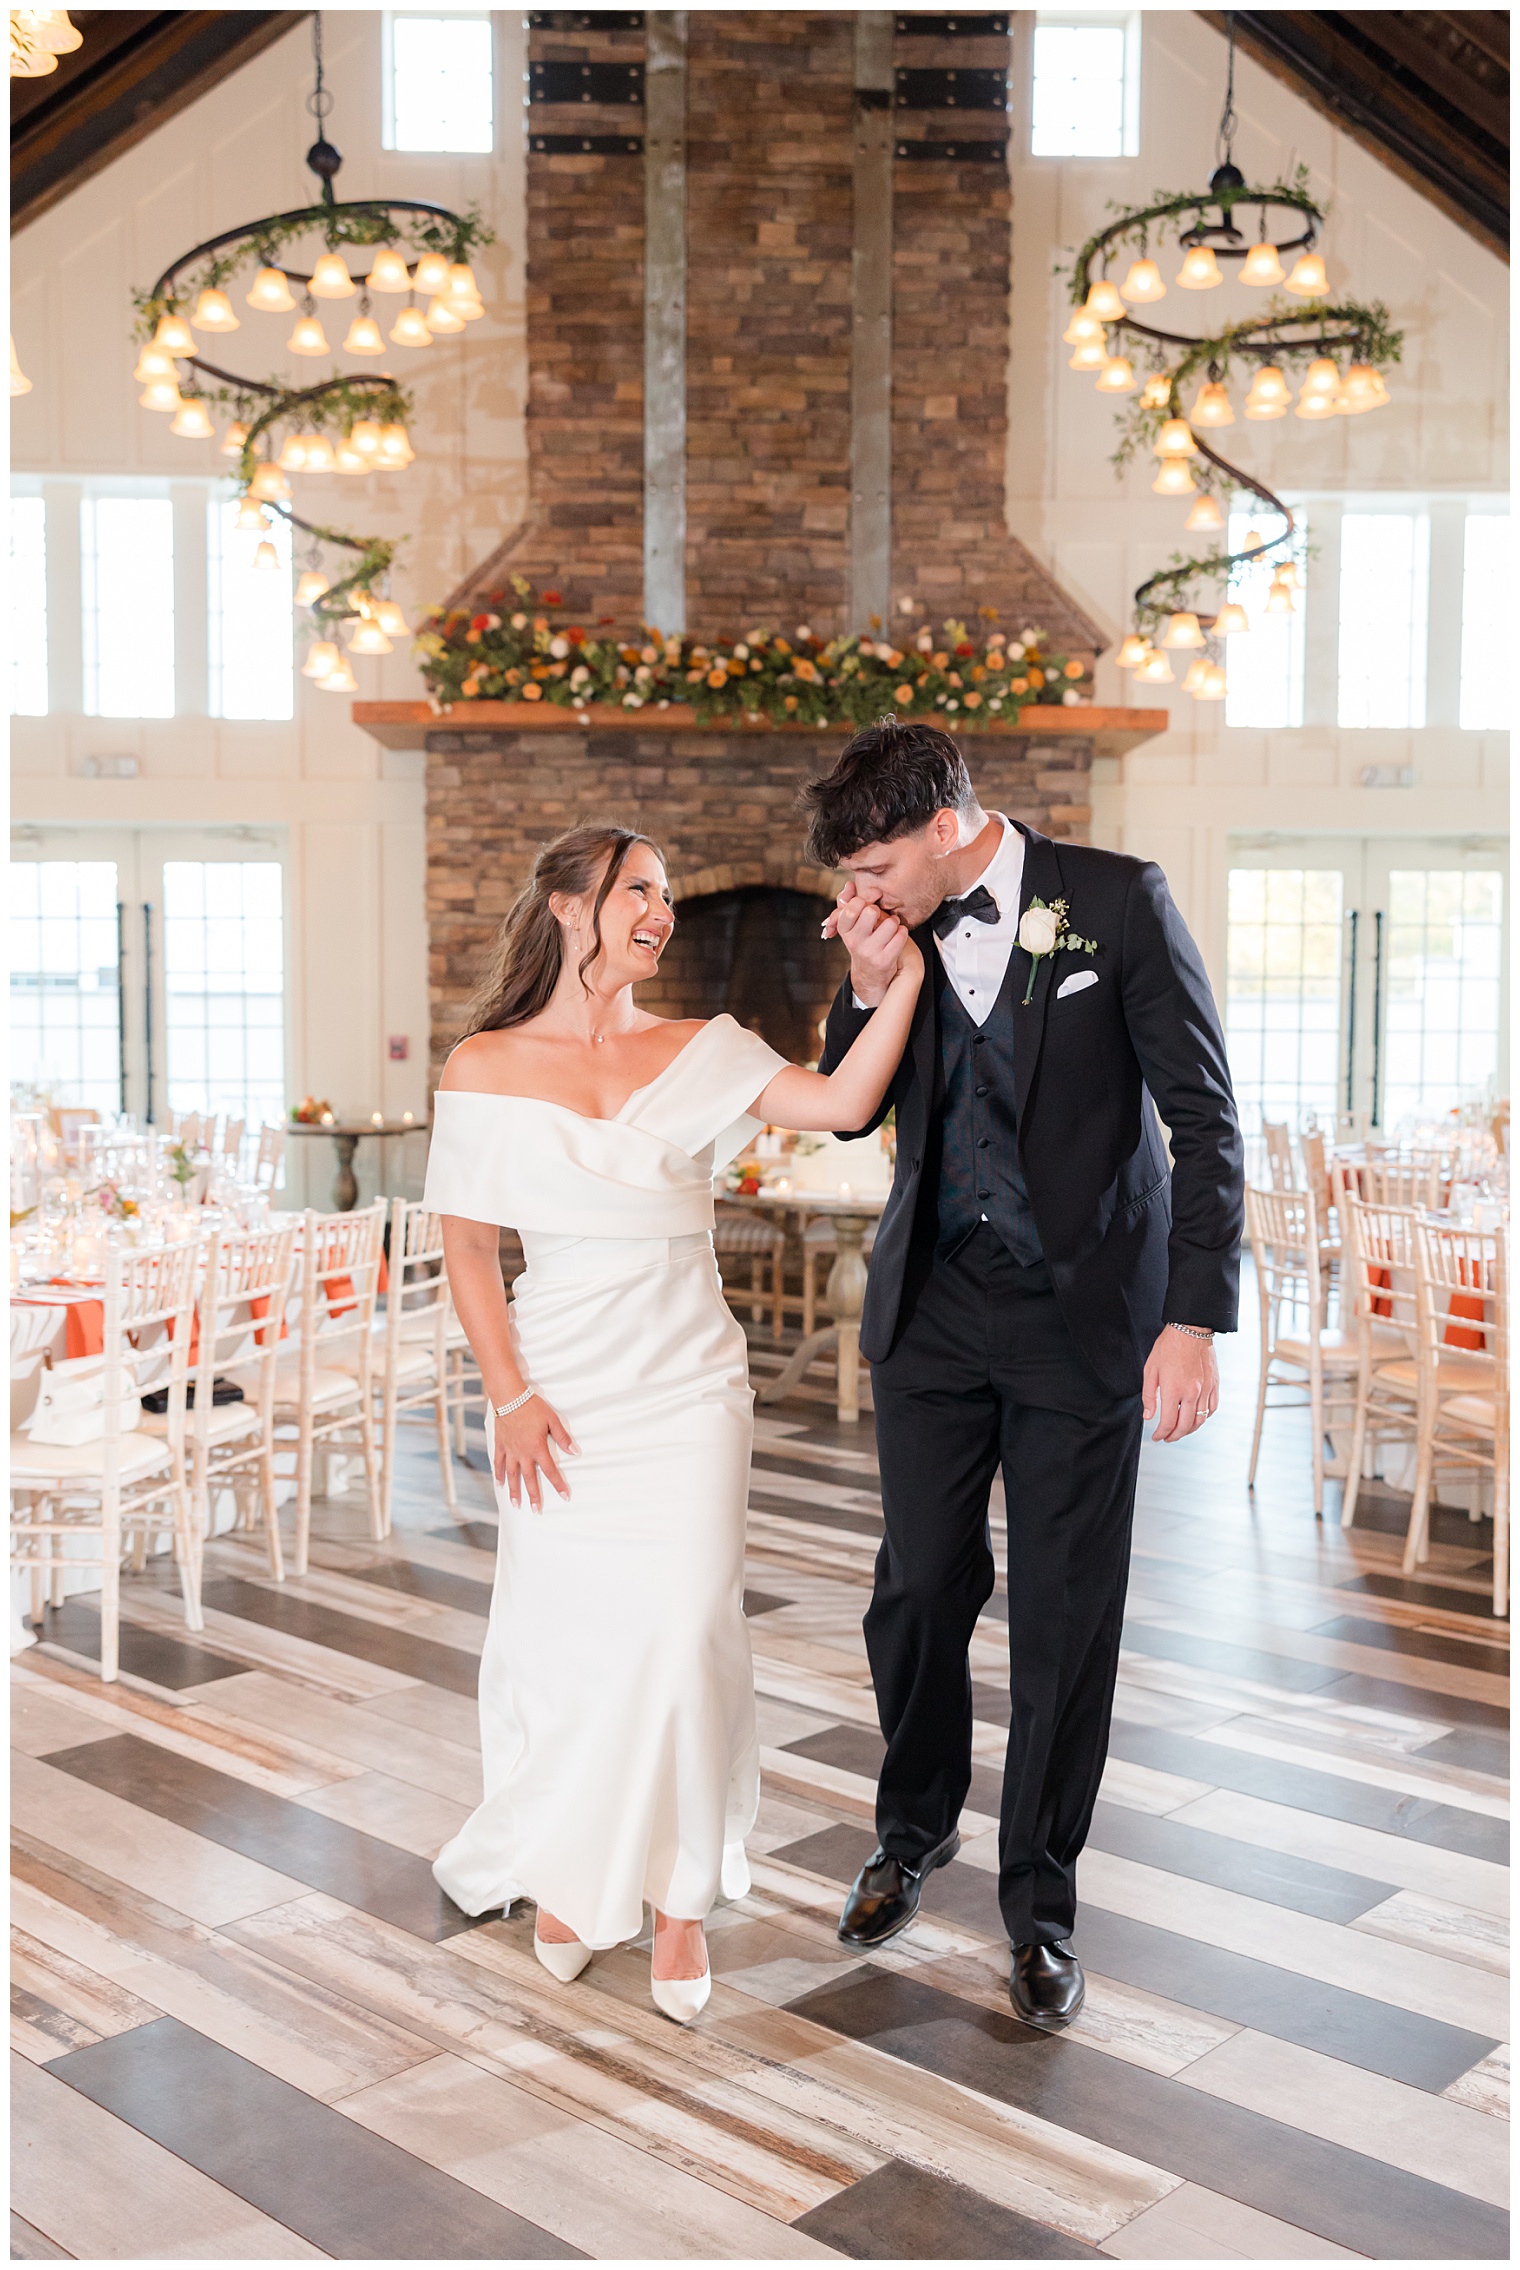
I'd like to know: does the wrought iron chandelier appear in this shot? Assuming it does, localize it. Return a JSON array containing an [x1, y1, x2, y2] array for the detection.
[[129, 13, 493, 687], [1066, 18, 1402, 702]]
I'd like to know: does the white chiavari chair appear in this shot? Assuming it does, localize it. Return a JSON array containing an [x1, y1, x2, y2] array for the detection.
[[10, 1235, 201, 1680], [251, 1202, 385, 1575], [1335, 1155, 1442, 1215], [1339, 1194, 1428, 1533], [1262, 1119, 1297, 1191], [1244, 1185, 1359, 1517], [713, 1201, 786, 1336], [186, 1222, 297, 1583], [221, 1117, 246, 1166], [374, 1198, 463, 1533], [1407, 1220, 1507, 1611], [254, 1123, 285, 1192]]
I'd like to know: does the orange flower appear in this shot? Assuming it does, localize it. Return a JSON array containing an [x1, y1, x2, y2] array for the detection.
[[794, 658, 819, 682], [894, 683, 914, 703], [1027, 667, 1044, 688], [1010, 677, 1029, 694], [947, 672, 962, 688], [1064, 658, 1084, 679], [686, 668, 705, 683], [932, 651, 949, 669], [964, 690, 983, 708], [521, 682, 542, 701], [706, 668, 727, 688], [783, 694, 799, 711]]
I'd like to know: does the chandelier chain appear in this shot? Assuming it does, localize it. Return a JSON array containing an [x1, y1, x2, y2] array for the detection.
[[1215, 14, 1238, 175]]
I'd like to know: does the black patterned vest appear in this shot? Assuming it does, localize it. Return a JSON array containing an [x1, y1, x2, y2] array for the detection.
[[933, 944, 1044, 1265]]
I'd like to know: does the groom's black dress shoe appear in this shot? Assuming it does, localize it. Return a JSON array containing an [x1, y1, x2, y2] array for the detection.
[[837, 1831, 962, 1948], [1009, 1940, 1085, 2030]]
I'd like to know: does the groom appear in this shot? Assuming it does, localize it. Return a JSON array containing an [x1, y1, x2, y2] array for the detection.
[[806, 718, 1243, 2029]]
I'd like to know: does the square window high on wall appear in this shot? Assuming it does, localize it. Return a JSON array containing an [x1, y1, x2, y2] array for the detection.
[[383, 13, 493, 153], [208, 498, 293, 721], [1460, 511, 1511, 731], [1338, 511, 1429, 728], [10, 492, 47, 717], [1031, 12, 1140, 158], [1225, 506, 1306, 729], [81, 495, 174, 719]]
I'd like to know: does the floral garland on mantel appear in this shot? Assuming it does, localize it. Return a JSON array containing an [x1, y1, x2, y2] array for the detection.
[[412, 579, 1094, 728]]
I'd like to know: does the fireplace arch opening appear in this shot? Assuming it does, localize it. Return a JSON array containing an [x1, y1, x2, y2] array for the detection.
[[648, 885, 849, 1067]]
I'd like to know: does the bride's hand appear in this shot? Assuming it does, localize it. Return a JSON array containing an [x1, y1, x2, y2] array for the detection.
[[494, 1394, 576, 1510]]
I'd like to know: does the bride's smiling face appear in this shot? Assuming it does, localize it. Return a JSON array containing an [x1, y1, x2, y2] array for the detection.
[[555, 845, 675, 985]]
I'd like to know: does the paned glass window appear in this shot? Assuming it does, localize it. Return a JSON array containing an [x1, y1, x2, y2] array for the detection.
[[385, 14, 493, 153], [1225, 508, 1306, 729], [1031, 16, 1138, 158], [1226, 866, 1344, 1134], [1337, 511, 1429, 728], [9, 861, 122, 1111], [1459, 514, 1510, 732], [162, 861, 286, 1128], [208, 498, 293, 721], [1384, 871, 1503, 1127], [10, 494, 48, 717], [81, 495, 174, 718]]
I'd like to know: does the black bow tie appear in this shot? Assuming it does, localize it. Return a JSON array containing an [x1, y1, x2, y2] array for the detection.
[[932, 884, 1000, 939]]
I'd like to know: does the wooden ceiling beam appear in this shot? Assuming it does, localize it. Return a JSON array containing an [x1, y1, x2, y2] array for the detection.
[[12, 11, 309, 233]]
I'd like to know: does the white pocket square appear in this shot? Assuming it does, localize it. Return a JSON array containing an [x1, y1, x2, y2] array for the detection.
[[1056, 969, 1100, 999]]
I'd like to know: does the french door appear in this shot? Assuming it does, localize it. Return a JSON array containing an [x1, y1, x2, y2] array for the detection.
[[1225, 835, 1507, 1136], [9, 826, 289, 1128]]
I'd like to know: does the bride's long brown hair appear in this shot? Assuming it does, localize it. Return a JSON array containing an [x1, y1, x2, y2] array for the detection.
[[463, 823, 666, 1035]]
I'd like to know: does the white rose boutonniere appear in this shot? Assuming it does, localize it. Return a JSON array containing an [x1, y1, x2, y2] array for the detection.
[[1017, 895, 1099, 1004]]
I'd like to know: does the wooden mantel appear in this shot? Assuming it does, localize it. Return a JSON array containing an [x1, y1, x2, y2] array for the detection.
[[352, 701, 1169, 755]]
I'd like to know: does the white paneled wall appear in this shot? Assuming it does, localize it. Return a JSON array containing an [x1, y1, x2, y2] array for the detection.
[[11, 10, 1508, 1051]]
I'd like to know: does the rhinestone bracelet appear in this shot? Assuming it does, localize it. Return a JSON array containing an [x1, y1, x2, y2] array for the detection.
[[492, 1385, 537, 1419]]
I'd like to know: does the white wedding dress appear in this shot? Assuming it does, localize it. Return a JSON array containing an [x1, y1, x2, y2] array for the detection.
[[421, 1013, 788, 1948]]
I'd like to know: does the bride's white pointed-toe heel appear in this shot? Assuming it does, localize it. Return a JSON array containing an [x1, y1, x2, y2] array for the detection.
[[650, 1954, 711, 2023], [534, 1924, 593, 1983]]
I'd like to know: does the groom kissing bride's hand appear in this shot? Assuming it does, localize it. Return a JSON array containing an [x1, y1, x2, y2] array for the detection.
[[803, 718, 1244, 2032]]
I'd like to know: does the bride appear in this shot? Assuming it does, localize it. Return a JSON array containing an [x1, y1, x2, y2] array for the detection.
[[424, 821, 921, 2021]]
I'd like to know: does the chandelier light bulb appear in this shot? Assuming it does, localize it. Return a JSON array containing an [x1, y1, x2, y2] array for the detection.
[[1114, 633, 1151, 670], [333, 440, 369, 473], [248, 461, 291, 502], [1120, 257, 1166, 304], [1153, 418, 1198, 459], [1189, 381, 1234, 427], [288, 310, 330, 356], [151, 310, 195, 356], [1294, 386, 1338, 421], [425, 295, 466, 335], [1095, 356, 1136, 395], [374, 599, 410, 636], [302, 639, 340, 678], [408, 252, 446, 298], [1139, 374, 1172, 411], [1063, 309, 1106, 347], [252, 539, 280, 571], [277, 433, 311, 472], [1212, 601, 1250, 635], [366, 247, 413, 294], [1284, 250, 1328, 297], [294, 570, 330, 607], [235, 498, 270, 531], [1160, 610, 1206, 650], [348, 418, 384, 459], [133, 344, 177, 383], [1133, 648, 1176, 684], [389, 303, 433, 348], [191, 288, 239, 334], [1243, 365, 1290, 419], [1301, 357, 1340, 397], [376, 421, 415, 466], [1151, 459, 1196, 497], [170, 398, 215, 439], [1278, 560, 1300, 590], [1068, 337, 1108, 372], [138, 377, 183, 413], [1083, 278, 1126, 321], [1180, 656, 1212, 694], [309, 252, 357, 299], [1242, 527, 1265, 551], [319, 656, 359, 693], [1265, 576, 1295, 615], [348, 618, 394, 656], [343, 311, 385, 355], [16, 9, 83, 55], [1336, 361, 1389, 414], [1176, 244, 1223, 290], [1184, 494, 1225, 531], [1195, 662, 1228, 700], [1240, 239, 1286, 287], [220, 419, 250, 457], [445, 260, 481, 305], [246, 266, 296, 313], [303, 433, 336, 472]]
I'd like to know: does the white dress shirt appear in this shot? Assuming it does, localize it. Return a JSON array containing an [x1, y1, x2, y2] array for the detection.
[[934, 816, 1025, 1028]]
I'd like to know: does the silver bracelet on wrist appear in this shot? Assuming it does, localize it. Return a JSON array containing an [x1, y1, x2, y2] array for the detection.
[[492, 1386, 537, 1419], [1166, 1322, 1214, 1342]]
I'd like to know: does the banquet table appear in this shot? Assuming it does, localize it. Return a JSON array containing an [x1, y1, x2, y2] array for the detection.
[[727, 1186, 887, 1424]]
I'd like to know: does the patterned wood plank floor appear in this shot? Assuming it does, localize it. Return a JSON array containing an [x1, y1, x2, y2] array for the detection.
[[11, 1323, 1509, 2261]]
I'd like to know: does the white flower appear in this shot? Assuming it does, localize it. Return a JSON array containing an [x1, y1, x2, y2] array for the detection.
[[510, 612, 528, 629], [570, 664, 590, 686], [1062, 687, 1084, 706], [549, 636, 570, 659], [734, 642, 749, 659], [622, 693, 643, 708], [989, 697, 1003, 710], [796, 624, 813, 641], [1018, 906, 1061, 957], [946, 698, 959, 710], [1006, 639, 1026, 659], [898, 594, 916, 614], [634, 664, 652, 683]]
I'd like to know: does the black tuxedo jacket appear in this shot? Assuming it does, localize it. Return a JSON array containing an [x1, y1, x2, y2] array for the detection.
[[820, 823, 1245, 1395]]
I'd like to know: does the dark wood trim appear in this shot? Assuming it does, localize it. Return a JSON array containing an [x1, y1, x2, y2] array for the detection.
[[1197, 12, 1508, 262], [12, 12, 310, 234]]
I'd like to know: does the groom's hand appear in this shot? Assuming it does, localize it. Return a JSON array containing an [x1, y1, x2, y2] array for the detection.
[[828, 881, 909, 1009], [1142, 1327, 1219, 1442]]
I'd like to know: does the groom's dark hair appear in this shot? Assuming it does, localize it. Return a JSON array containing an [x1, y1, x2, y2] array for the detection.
[[802, 719, 977, 867]]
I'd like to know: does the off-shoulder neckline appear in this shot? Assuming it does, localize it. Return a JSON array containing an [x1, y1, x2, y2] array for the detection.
[[439, 1014, 737, 1127]]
